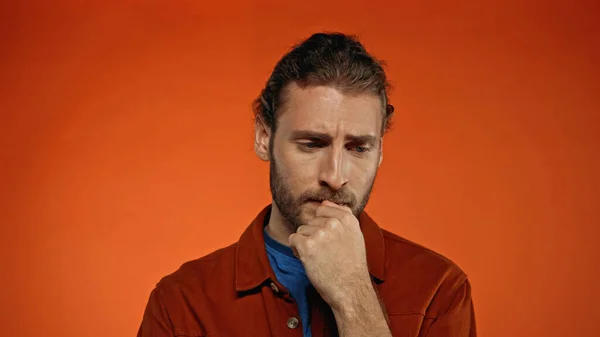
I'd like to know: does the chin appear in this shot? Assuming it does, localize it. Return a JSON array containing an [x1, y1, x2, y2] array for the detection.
[[299, 204, 317, 220]]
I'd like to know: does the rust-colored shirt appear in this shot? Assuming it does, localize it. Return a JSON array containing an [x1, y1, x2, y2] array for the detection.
[[137, 205, 476, 337]]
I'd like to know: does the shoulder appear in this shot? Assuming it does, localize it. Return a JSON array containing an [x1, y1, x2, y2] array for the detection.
[[381, 228, 467, 281], [153, 243, 238, 296], [138, 243, 239, 335], [377, 228, 471, 316]]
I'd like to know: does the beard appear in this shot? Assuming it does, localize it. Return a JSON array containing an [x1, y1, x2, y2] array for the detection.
[[269, 145, 377, 233]]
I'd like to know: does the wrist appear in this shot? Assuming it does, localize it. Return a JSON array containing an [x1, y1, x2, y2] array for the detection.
[[331, 279, 392, 337], [331, 277, 378, 317]]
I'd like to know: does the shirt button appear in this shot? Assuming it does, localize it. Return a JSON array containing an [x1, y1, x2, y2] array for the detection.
[[269, 282, 279, 293], [287, 317, 299, 329]]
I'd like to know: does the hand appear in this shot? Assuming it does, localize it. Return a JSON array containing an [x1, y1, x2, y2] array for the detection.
[[288, 200, 371, 310]]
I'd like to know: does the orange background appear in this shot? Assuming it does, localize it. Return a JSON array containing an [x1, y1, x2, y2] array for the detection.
[[1, 1, 599, 336]]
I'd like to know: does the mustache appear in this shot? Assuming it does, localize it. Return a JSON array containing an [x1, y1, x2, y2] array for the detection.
[[299, 189, 356, 206]]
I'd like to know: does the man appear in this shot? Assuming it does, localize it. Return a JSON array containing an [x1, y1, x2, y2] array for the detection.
[[137, 32, 476, 337]]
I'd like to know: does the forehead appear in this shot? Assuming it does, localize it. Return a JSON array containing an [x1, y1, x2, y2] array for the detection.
[[277, 83, 383, 136]]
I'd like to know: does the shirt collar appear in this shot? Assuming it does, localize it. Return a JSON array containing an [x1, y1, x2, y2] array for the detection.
[[235, 204, 386, 292]]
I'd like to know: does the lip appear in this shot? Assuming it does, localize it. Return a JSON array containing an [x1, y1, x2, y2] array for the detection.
[[306, 199, 349, 207]]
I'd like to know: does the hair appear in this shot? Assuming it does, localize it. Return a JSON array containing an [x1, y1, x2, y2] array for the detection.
[[252, 32, 395, 136]]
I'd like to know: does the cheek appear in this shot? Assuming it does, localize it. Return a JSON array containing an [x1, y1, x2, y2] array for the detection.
[[277, 146, 317, 177], [286, 163, 316, 189], [276, 147, 317, 188], [348, 160, 378, 187]]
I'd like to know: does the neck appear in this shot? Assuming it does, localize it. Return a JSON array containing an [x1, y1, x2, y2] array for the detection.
[[264, 202, 295, 247]]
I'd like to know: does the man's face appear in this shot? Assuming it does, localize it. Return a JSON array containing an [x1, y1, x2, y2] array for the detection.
[[262, 83, 384, 231]]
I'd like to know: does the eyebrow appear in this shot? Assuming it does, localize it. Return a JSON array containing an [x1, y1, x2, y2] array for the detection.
[[290, 130, 378, 145]]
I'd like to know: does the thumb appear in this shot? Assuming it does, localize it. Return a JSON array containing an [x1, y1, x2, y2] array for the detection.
[[288, 233, 301, 259]]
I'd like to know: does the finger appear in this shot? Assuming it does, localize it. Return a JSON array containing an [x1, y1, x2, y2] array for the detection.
[[321, 200, 352, 213], [288, 233, 306, 258], [316, 204, 354, 225], [305, 217, 330, 228], [296, 224, 320, 237]]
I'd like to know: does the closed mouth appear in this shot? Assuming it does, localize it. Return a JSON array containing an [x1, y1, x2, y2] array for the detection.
[[307, 199, 349, 207]]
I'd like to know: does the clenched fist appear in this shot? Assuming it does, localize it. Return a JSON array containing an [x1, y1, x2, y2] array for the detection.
[[288, 200, 371, 310]]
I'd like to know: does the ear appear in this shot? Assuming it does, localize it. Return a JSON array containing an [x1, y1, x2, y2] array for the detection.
[[378, 136, 383, 167], [254, 116, 271, 162]]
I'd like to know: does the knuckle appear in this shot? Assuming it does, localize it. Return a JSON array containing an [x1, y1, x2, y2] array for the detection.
[[316, 228, 326, 238], [326, 218, 339, 230], [305, 238, 316, 250]]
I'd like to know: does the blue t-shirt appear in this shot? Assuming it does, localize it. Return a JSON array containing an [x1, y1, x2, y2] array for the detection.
[[264, 228, 313, 337]]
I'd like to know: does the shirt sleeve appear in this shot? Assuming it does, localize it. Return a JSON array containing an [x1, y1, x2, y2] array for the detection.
[[137, 287, 175, 337], [423, 278, 477, 337]]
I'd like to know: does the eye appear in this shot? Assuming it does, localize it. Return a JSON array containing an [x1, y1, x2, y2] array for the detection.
[[299, 141, 323, 150], [355, 146, 368, 153]]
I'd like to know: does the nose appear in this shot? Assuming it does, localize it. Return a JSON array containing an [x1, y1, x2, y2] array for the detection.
[[318, 146, 348, 190]]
